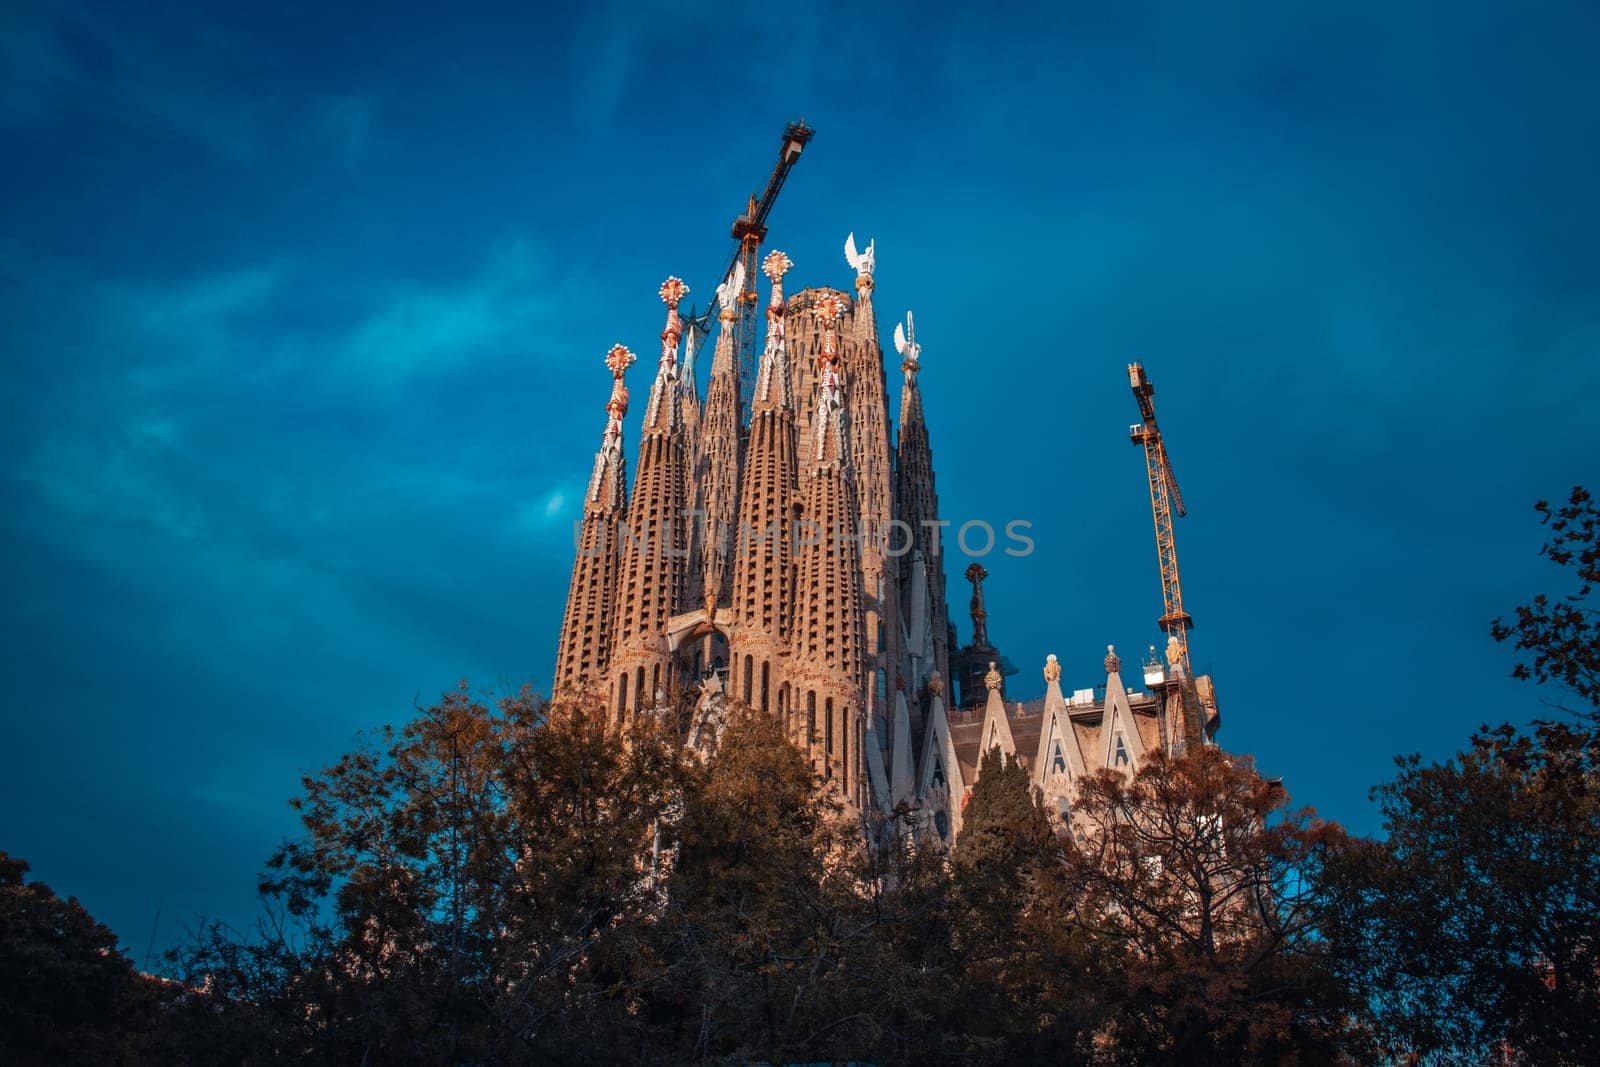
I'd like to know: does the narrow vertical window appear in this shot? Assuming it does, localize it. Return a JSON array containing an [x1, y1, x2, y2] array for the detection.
[[825, 697, 834, 778]]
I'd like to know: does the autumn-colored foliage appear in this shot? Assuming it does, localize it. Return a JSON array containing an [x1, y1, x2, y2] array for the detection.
[[5, 490, 1596, 1064]]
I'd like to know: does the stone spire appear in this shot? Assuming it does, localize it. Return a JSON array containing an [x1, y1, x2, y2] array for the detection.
[[894, 308, 951, 691], [790, 290, 868, 805], [609, 277, 693, 719], [966, 562, 991, 649], [689, 262, 746, 618], [678, 315, 707, 578], [841, 232, 899, 736], [554, 344, 635, 696], [730, 253, 798, 715]]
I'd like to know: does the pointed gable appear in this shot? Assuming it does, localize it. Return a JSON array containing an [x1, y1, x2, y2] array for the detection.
[[918, 690, 962, 806], [977, 666, 1016, 762], [1032, 654, 1087, 791], [1096, 645, 1148, 772]]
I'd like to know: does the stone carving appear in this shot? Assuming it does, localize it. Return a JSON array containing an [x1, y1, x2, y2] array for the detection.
[[893, 309, 920, 372], [844, 231, 875, 279], [714, 261, 744, 324]]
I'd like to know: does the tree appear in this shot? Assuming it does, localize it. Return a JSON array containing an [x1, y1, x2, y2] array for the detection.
[[1492, 485, 1600, 721], [1324, 488, 1600, 1063], [945, 747, 1084, 1062], [164, 684, 694, 1063], [1327, 722, 1600, 1064], [1064, 749, 1363, 1064], [644, 703, 860, 1062], [0, 852, 163, 1064]]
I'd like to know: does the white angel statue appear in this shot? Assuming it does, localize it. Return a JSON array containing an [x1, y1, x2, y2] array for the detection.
[[893, 310, 920, 368], [844, 231, 875, 278]]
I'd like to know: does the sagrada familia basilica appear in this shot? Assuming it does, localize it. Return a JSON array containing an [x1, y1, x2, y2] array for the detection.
[[552, 237, 1220, 840]]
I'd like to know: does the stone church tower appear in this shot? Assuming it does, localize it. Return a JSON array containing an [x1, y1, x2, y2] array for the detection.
[[552, 232, 1222, 830]]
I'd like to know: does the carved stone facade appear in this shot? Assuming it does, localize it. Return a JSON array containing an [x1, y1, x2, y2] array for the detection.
[[551, 234, 1223, 828]]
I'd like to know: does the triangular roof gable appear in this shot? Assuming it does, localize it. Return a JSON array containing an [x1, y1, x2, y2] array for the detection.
[[977, 684, 1016, 761], [918, 691, 962, 803], [1032, 667, 1088, 788], [1096, 666, 1148, 771]]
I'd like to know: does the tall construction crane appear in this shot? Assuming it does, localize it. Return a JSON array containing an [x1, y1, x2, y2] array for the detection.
[[686, 120, 814, 422], [1128, 362, 1195, 671]]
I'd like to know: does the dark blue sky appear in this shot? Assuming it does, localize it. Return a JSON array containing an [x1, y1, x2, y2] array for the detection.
[[3, 1, 1597, 958]]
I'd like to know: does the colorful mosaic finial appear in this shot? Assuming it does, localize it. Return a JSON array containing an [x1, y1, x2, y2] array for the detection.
[[603, 344, 635, 442], [763, 250, 792, 319], [658, 276, 688, 372], [1105, 644, 1122, 674], [813, 291, 847, 368]]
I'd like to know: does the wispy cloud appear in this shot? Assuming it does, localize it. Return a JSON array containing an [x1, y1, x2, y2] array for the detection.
[[314, 95, 376, 169], [331, 240, 560, 390]]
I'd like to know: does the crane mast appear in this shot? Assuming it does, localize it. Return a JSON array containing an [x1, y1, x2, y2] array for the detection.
[[687, 121, 814, 424], [1128, 362, 1194, 670]]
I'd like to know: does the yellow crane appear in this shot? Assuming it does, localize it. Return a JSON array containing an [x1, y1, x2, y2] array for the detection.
[[1128, 362, 1194, 671], [684, 121, 814, 424]]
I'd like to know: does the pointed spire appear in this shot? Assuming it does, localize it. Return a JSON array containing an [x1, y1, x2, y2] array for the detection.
[[841, 231, 898, 748], [895, 307, 950, 695], [587, 344, 635, 510], [811, 291, 849, 466], [753, 250, 794, 413], [729, 251, 799, 699], [609, 278, 694, 718], [692, 262, 745, 615], [555, 345, 637, 696], [790, 285, 867, 802], [679, 317, 706, 492], [643, 276, 688, 434], [966, 562, 991, 649]]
